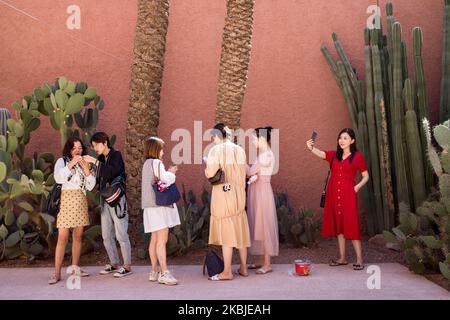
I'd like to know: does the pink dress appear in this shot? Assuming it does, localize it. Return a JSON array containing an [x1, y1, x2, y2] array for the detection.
[[246, 149, 279, 256]]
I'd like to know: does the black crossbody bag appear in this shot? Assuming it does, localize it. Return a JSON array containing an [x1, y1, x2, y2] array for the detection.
[[46, 157, 70, 217]]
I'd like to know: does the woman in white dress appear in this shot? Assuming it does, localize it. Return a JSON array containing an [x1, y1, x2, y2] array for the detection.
[[141, 137, 180, 285]]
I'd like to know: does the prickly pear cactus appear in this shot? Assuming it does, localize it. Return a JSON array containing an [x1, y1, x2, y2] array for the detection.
[[0, 77, 115, 262], [32, 76, 114, 149], [384, 119, 450, 281]]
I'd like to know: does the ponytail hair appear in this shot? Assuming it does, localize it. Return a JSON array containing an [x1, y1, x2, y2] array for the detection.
[[212, 123, 231, 140], [254, 126, 273, 145]]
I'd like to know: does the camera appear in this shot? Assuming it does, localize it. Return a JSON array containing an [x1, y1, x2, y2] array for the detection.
[[223, 183, 232, 192]]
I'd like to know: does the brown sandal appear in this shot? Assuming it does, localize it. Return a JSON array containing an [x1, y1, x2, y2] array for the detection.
[[256, 267, 273, 275], [329, 259, 348, 267], [48, 274, 61, 285], [233, 269, 249, 277]]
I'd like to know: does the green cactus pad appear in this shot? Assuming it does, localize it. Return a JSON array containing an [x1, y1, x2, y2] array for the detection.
[[434, 125, 450, 149], [17, 212, 29, 226], [65, 93, 85, 115], [84, 87, 97, 100], [0, 224, 8, 239], [58, 77, 68, 90], [419, 235, 442, 249], [5, 230, 23, 247], [428, 145, 443, 176], [6, 135, 18, 153], [64, 81, 76, 96], [55, 90, 68, 110]]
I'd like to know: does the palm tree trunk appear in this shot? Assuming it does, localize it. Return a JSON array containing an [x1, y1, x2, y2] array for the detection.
[[215, 0, 255, 130], [125, 0, 170, 216]]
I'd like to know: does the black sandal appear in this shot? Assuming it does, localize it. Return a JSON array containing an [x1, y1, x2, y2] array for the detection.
[[353, 264, 365, 271], [329, 259, 348, 267]]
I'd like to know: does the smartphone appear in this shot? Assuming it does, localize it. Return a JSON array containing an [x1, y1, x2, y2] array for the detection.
[[311, 131, 318, 141]]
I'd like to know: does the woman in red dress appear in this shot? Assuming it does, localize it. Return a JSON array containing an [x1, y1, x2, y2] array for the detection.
[[306, 128, 369, 270]]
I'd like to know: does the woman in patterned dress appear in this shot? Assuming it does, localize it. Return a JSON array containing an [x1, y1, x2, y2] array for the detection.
[[48, 137, 96, 284]]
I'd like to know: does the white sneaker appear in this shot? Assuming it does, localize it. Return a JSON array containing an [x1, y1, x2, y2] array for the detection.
[[99, 264, 118, 275], [158, 271, 178, 285], [113, 267, 133, 278], [149, 271, 160, 282]]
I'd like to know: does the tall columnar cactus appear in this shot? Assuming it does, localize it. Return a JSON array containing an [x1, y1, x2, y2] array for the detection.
[[386, 2, 395, 124], [332, 33, 358, 99], [401, 42, 409, 83], [386, 2, 395, 58], [372, 38, 395, 229], [379, 99, 396, 221], [357, 77, 377, 235], [320, 1, 436, 233], [391, 22, 411, 208], [0, 109, 11, 137], [322, 36, 374, 233], [413, 27, 434, 194], [321, 33, 386, 234], [404, 79, 427, 210], [413, 28, 429, 126], [336, 60, 359, 135], [440, 0, 450, 123], [364, 30, 383, 232]]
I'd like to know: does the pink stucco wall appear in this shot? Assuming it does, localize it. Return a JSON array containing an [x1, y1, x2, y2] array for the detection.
[[0, 0, 444, 220]]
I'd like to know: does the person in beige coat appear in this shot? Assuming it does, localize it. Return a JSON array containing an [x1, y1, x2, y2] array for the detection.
[[204, 123, 251, 281]]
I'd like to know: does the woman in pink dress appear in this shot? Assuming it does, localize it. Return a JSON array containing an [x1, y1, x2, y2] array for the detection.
[[246, 127, 279, 274]]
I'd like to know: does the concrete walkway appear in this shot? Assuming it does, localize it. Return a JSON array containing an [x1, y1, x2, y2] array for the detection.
[[0, 263, 448, 300]]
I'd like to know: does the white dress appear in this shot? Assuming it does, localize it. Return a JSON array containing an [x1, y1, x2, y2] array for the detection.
[[143, 159, 181, 233]]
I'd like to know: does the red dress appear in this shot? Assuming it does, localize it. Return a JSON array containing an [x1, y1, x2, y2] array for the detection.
[[321, 150, 368, 240]]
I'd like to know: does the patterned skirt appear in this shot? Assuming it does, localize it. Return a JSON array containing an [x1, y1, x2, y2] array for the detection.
[[57, 189, 90, 229]]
